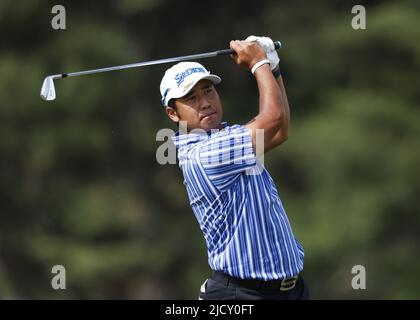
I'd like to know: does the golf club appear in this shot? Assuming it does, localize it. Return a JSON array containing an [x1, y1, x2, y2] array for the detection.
[[40, 41, 282, 101]]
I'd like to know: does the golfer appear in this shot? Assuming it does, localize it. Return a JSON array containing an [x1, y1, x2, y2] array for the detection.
[[160, 36, 308, 300]]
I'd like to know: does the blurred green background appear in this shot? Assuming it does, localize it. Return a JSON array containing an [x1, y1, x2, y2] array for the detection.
[[0, 0, 419, 299]]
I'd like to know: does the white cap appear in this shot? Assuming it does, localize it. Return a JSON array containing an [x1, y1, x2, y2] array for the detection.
[[160, 62, 221, 107]]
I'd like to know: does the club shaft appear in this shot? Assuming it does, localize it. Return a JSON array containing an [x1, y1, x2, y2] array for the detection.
[[63, 51, 218, 78], [61, 41, 282, 78]]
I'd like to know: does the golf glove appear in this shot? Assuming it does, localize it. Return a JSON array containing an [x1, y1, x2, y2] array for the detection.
[[246, 35, 279, 71]]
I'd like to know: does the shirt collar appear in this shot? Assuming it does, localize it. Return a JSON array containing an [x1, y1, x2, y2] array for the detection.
[[171, 122, 227, 149]]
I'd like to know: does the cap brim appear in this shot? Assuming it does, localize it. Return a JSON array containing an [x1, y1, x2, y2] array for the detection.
[[165, 74, 221, 106]]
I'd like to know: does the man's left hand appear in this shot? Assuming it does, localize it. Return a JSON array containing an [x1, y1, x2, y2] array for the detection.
[[246, 35, 280, 71]]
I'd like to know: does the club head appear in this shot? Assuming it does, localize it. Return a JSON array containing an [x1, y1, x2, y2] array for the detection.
[[40, 76, 57, 101]]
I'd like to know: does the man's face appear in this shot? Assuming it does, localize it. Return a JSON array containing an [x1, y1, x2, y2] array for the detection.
[[166, 80, 223, 132]]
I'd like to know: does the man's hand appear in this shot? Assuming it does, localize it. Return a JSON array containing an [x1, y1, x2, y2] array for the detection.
[[245, 36, 280, 71], [229, 40, 268, 70], [228, 38, 288, 156]]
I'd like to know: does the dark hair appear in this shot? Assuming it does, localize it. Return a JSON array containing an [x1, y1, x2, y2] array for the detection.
[[166, 99, 179, 124], [168, 99, 176, 110]]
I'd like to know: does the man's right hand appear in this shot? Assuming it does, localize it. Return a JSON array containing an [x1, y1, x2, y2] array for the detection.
[[229, 40, 268, 71], [229, 40, 288, 156]]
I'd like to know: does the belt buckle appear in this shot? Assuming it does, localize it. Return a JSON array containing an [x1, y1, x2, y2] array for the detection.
[[279, 275, 298, 291]]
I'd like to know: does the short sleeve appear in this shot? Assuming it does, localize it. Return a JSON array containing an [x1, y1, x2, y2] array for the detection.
[[199, 125, 256, 191]]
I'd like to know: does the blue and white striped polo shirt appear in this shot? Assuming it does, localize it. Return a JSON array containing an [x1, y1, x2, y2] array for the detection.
[[172, 123, 304, 280]]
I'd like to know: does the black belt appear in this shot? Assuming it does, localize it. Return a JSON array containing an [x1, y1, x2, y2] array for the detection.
[[212, 271, 299, 291]]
